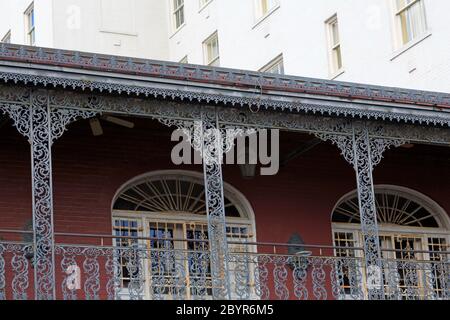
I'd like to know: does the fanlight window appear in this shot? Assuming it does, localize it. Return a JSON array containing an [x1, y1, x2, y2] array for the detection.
[[332, 188, 440, 228], [113, 174, 242, 218]]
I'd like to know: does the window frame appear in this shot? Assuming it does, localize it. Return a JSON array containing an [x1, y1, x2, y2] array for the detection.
[[259, 54, 285, 75], [24, 2, 35, 46], [325, 14, 344, 78], [393, 0, 428, 47], [254, 0, 280, 22], [171, 0, 185, 32], [202, 31, 220, 67], [1, 30, 11, 44]]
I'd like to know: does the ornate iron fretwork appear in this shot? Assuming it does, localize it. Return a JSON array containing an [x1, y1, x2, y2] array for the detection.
[[317, 123, 407, 300], [1, 89, 98, 300], [349, 126, 387, 300], [1, 85, 447, 146], [29, 91, 56, 300], [50, 108, 99, 144], [200, 110, 232, 300]]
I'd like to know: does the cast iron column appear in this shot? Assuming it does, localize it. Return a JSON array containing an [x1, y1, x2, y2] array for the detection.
[[350, 125, 385, 300], [29, 90, 57, 300], [201, 110, 232, 300]]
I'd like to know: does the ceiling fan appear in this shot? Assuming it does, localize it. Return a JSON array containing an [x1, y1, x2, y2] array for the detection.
[[88, 114, 135, 136]]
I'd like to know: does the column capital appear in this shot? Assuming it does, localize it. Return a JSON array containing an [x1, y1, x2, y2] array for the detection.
[[315, 122, 407, 169]]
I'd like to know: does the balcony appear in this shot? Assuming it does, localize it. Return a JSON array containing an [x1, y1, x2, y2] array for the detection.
[[0, 231, 448, 300]]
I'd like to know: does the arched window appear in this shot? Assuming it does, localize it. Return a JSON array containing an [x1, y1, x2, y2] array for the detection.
[[331, 185, 450, 300], [111, 170, 256, 300], [332, 186, 446, 228], [113, 172, 245, 218]]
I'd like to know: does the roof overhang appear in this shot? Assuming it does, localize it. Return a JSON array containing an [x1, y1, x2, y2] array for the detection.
[[0, 44, 449, 127]]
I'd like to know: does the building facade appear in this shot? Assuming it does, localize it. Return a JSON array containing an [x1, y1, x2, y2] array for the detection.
[[0, 43, 449, 300], [0, 1, 449, 301], [0, 0, 449, 93]]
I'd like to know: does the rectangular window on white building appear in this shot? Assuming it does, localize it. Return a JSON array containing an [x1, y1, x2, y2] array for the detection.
[[255, 0, 279, 20], [172, 0, 185, 31], [394, 0, 427, 46], [260, 54, 284, 75], [25, 3, 35, 46], [203, 32, 220, 67], [1, 30, 11, 43], [326, 15, 343, 76]]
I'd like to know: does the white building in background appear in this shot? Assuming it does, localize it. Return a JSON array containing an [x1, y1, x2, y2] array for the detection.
[[0, 0, 449, 93], [0, 0, 170, 60]]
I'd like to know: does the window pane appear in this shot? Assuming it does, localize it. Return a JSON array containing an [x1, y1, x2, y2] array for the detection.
[[173, 0, 184, 29], [175, 9, 184, 28], [397, 0, 426, 44], [210, 39, 218, 58], [399, 11, 410, 43], [258, 0, 278, 17], [331, 22, 340, 46], [261, 0, 268, 14], [173, 0, 183, 9], [29, 9, 35, 28], [25, 4, 35, 45], [333, 46, 342, 70], [409, 2, 426, 39], [327, 16, 342, 73], [204, 33, 220, 66]]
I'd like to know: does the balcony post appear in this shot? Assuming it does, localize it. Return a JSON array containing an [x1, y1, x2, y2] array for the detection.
[[201, 109, 232, 300], [350, 124, 385, 300], [27, 90, 57, 300]]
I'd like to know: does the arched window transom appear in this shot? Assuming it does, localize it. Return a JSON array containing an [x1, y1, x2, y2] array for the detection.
[[332, 187, 442, 228], [113, 173, 242, 218]]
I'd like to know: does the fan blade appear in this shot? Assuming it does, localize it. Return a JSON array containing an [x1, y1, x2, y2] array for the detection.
[[89, 118, 104, 136], [102, 116, 135, 129]]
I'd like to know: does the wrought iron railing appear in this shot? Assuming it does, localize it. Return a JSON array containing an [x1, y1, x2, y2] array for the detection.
[[0, 231, 448, 300]]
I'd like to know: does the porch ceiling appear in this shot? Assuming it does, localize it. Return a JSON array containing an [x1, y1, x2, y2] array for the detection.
[[0, 44, 449, 127]]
